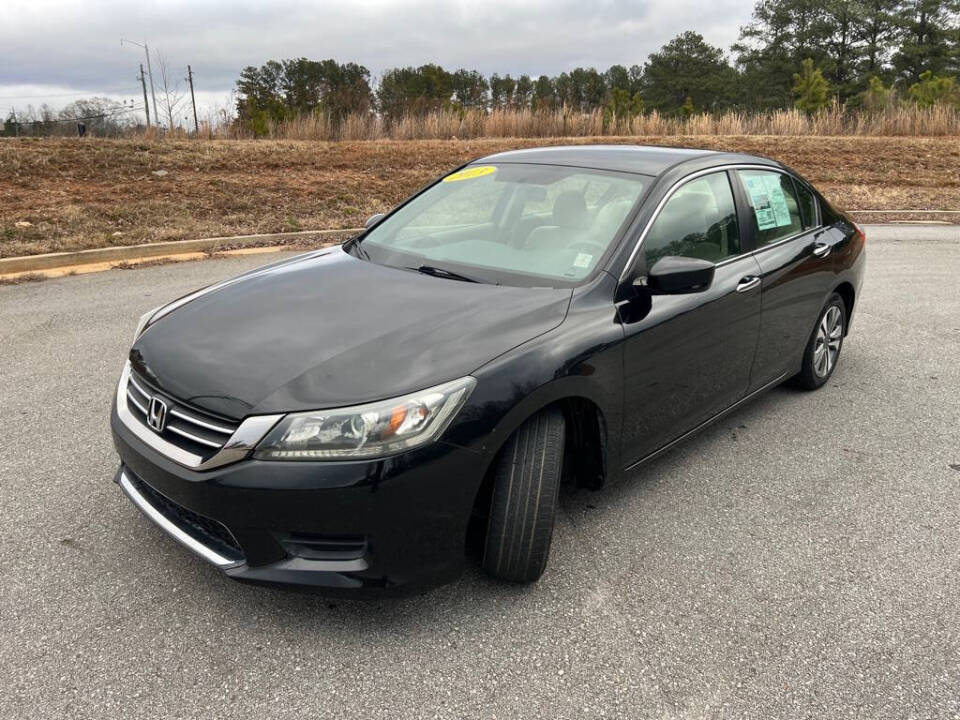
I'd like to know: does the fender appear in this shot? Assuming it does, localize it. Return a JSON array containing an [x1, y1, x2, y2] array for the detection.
[[447, 274, 626, 487], [476, 374, 620, 477]]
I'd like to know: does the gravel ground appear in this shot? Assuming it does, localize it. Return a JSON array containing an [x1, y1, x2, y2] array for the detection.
[[1, 226, 958, 719]]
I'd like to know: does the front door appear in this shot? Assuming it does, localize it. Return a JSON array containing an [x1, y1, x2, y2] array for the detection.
[[617, 171, 763, 468]]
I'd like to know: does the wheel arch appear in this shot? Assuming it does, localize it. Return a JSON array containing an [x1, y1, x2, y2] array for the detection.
[[833, 280, 856, 335], [464, 385, 613, 555]]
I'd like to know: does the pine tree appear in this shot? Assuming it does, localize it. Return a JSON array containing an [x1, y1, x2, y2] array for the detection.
[[892, 0, 960, 83], [641, 31, 737, 114], [908, 70, 960, 106], [793, 58, 832, 111]]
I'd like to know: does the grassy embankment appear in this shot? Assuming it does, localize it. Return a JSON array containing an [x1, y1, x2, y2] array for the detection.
[[2, 134, 958, 258]]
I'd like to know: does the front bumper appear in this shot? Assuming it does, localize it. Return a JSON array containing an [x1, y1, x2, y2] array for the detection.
[[111, 403, 488, 596]]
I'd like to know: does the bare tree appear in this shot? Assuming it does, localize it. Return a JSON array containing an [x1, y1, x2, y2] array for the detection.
[[156, 52, 186, 129]]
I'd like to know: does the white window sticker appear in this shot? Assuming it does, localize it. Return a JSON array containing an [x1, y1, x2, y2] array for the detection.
[[573, 252, 593, 269], [744, 174, 792, 230]]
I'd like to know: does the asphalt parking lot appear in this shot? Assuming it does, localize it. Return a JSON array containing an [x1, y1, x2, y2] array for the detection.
[[1, 227, 958, 719]]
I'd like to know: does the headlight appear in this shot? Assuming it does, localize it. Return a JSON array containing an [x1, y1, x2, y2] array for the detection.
[[253, 377, 476, 461], [133, 306, 161, 342]]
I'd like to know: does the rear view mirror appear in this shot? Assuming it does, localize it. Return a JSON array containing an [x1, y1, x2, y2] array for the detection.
[[645, 256, 715, 294], [522, 185, 548, 202], [364, 213, 386, 229]]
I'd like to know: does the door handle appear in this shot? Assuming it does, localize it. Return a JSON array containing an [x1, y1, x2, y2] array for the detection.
[[736, 276, 761, 293], [812, 242, 832, 258]]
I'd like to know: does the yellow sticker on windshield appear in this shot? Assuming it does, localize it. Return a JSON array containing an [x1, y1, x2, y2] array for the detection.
[[442, 165, 497, 182]]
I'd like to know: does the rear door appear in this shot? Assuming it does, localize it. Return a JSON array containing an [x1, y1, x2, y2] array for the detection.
[[617, 170, 763, 467], [732, 169, 839, 389]]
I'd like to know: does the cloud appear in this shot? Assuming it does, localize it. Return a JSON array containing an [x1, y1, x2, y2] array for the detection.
[[0, 0, 753, 112]]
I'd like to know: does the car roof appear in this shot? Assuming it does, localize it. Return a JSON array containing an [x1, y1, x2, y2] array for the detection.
[[475, 144, 776, 177]]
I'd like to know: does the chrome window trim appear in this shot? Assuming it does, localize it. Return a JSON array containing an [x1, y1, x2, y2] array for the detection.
[[712, 228, 814, 270], [618, 163, 824, 282], [748, 227, 819, 258], [115, 362, 283, 471], [118, 470, 243, 568]]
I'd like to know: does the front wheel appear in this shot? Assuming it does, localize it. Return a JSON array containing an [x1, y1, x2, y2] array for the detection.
[[482, 408, 566, 583], [795, 293, 846, 390]]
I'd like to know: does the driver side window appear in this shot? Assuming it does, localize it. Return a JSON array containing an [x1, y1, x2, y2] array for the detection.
[[643, 172, 741, 269]]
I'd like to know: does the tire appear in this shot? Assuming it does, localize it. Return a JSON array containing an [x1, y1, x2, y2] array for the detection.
[[795, 292, 846, 390], [482, 408, 566, 583]]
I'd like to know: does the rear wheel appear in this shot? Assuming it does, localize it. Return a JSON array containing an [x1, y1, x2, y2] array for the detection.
[[482, 408, 566, 583], [795, 293, 846, 390]]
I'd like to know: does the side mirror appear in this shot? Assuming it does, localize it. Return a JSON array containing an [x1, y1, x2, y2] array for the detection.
[[364, 213, 386, 229], [645, 256, 715, 294]]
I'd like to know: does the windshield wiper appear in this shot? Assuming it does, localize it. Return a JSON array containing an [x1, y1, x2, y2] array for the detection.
[[409, 265, 483, 283]]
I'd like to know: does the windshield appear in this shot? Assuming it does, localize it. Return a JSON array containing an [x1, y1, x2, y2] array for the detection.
[[353, 163, 649, 286]]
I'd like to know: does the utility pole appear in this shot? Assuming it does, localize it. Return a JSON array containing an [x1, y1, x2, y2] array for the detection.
[[138, 64, 151, 128], [11, 107, 18, 137], [186, 65, 199, 134], [122, 39, 159, 127], [143, 42, 159, 128]]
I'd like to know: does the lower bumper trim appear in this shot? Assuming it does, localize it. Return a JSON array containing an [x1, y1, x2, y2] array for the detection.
[[118, 469, 243, 569]]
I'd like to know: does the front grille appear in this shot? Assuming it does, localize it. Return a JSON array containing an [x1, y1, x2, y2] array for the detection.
[[125, 368, 239, 461], [128, 473, 244, 561]]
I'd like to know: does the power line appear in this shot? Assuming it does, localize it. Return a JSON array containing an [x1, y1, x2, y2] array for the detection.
[[12, 105, 143, 126]]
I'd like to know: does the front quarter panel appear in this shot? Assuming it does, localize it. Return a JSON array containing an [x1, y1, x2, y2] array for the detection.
[[445, 272, 625, 485]]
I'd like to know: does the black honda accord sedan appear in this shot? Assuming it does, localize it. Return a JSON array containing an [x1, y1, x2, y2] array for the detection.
[[111, 145, 865, 595]]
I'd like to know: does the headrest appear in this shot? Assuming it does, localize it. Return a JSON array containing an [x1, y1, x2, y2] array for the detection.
[[552, 191, 587, 228], [664, 192, 711, 217]]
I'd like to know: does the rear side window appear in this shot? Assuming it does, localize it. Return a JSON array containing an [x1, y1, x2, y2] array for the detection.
[[794, 179, 819, 229], [818, 193, 843, 226], [736, 170, 803, 245], [642, 171, 741, 268]]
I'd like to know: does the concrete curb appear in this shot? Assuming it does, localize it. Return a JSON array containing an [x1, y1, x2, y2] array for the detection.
[[0, 228, 363, 275], [853, 210, 960, 214], [861, 224, 960, 242]]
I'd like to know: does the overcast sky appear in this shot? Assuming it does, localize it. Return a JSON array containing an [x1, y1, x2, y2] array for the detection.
[[1, 0, 755, 121]]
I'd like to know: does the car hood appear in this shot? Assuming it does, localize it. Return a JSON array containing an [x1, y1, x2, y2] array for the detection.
[[130, 247, 571, 420]]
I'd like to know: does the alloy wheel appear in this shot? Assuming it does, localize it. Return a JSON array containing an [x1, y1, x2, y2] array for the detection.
[[813, 305, 843, 377]]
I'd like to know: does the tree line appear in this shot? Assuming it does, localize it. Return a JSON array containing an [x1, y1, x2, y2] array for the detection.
[[234, 0, 959, 133], [2, 98, 139, 137]]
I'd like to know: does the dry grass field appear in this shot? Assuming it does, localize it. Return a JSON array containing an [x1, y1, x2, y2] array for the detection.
[[1, 135, 958, 258], [258, 105, 960, 140]]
